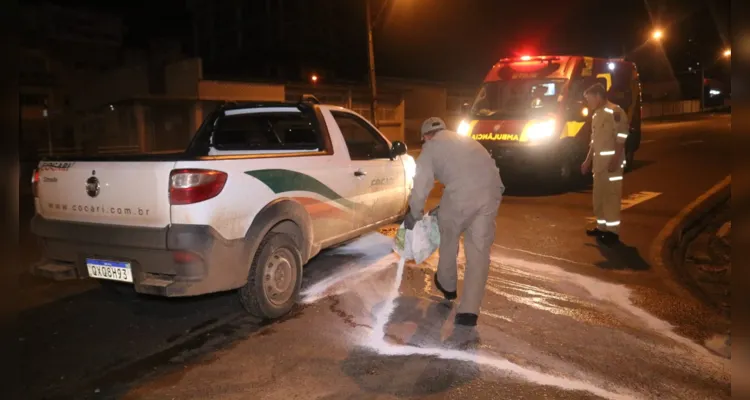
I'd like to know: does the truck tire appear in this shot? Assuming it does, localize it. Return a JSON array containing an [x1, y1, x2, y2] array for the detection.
[[239, 233, 303, 319]]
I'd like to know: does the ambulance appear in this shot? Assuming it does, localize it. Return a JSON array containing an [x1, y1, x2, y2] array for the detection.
[[457, 55, 642, 183]]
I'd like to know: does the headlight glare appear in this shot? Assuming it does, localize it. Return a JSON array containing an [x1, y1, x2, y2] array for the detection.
[[526, 119, 556, 141], [457, 120, 471, 136]]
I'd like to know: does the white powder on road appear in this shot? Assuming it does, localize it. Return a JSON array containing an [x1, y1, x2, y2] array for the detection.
[[489, 255, 730, 375], [299, 233, 726, 399], [368, 257, 407, 342], [343, 234, 638, 400], [300, 256, 396, 305]]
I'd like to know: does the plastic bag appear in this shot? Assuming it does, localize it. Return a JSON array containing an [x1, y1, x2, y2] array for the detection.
[[393, 214, 441, 264]]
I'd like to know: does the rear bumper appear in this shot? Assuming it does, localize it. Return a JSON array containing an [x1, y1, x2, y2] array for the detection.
[[31, 215, 250, 296]]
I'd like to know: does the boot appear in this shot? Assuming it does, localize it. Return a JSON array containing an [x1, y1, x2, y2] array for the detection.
[[434, 272, 457, 300], [455, 313, 478, 327]]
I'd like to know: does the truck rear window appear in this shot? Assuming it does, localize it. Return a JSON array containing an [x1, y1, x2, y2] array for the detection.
[[211, 111, 321, 151]]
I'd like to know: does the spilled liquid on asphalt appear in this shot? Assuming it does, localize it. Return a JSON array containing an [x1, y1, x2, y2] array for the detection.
[[297, 232, 729, 400]]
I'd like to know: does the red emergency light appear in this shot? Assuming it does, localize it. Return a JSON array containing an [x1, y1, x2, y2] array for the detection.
[[497, 55, 561, 64]]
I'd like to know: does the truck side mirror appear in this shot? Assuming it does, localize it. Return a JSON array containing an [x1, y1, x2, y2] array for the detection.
[[390, 141, 407, 158]]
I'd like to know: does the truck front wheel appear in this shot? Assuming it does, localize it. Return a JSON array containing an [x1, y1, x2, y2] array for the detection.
[[239, 233, 303, 319]]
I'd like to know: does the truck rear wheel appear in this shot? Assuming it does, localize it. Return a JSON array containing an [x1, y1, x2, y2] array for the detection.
[[239, 233, 303, 319]]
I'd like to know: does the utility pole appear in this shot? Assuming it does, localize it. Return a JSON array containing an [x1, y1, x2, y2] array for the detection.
[[700, 64, 705, 111], [365, 0, 378, 127], [44, 100, 53, 156]]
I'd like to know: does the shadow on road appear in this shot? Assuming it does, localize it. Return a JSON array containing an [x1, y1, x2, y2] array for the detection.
[[11, 240, 392, 400], [12, 284, 244, 400], [627, 159, 655, 173], [587, 242, 651, 271], [340, 296, 480, 397], [502, 177, 592, 197]]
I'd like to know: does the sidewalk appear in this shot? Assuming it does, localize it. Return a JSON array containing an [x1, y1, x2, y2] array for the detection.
[[682, 201, 731, 315], [678, 198, 731, 358]]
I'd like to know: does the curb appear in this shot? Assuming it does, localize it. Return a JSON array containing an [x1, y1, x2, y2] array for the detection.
[[649, 175, 731, 292]]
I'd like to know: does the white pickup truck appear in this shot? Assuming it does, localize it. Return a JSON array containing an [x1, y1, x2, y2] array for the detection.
[[31, 97, 416, 319]]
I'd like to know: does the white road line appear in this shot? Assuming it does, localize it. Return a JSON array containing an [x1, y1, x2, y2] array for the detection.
[[641, 139, 656, 144], [586, 191, 662, 222], [680, 140, 704, 146]]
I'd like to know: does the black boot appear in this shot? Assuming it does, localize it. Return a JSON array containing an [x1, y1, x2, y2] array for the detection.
[[598, 231, 620, 246], [455, 313, 478, 327], [434, 272, 457, 300], [586, 227, 605, 237]]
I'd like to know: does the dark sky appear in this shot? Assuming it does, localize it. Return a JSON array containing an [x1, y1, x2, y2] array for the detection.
[[43, 0, 730, 83]]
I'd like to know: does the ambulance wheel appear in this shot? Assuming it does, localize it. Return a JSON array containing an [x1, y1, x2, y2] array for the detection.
[[558, 161, 573, 181], [239, 233, 303, 320], [556, 157, 579, 187]]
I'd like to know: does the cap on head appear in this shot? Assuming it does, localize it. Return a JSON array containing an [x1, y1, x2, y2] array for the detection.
[[421, 117, 446, 138]]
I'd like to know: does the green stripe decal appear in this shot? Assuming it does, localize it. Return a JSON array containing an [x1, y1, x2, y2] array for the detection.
[[245, 169, 356, 210]]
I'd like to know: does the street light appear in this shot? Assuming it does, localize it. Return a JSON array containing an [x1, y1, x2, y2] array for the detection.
[[311, 74, 319, 85], [365, 0, 378, 127], [652, 29, 664, 41], [723, 48, 731, 58]]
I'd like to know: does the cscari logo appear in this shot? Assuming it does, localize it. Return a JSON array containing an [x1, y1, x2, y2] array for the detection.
[[471, 133, 519, 141], [371, 177, 395, 187]]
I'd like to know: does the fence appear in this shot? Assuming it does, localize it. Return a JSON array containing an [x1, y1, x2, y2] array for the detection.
[[22, 89, 706, 161], [285, 84, 405, 143], [641, 100, 701, 119], [24, 88, 405, 159]]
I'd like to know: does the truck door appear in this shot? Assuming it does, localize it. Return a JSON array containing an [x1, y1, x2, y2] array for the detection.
[[328, 110, 405, 230]]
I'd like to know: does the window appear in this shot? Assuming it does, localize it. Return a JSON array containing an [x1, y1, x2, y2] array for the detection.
[[470, 79, 565, 119], [20, 93, 48, 107], [210, 111, 322, 151], [332, 111, 390, 160]]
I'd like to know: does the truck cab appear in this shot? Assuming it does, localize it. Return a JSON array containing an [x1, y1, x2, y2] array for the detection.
[[456, 55, 642, 183]]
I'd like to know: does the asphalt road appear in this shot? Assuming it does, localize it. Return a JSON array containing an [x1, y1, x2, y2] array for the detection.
[[8, 114, 731, 400]]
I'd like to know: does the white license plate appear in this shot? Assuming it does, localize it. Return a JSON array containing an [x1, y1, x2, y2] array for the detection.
[[86, 259, 133, 283]]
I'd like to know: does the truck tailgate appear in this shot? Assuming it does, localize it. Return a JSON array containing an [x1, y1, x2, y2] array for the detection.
[[36, 161, 175, 228]]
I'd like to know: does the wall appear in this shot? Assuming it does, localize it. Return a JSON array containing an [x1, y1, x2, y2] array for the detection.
[[74, 64, 150, 110], [641, 100, 701, 119], [165, 58, 202, 97], [399, 84, 448, 147], [377, 100, 406, 143], [641, 81, 682, 102], [381, 79, 476, 147], [198, 80, 285, 101]]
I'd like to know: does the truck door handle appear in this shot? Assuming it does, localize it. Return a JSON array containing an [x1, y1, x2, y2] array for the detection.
[[354, 170, 367, 177]]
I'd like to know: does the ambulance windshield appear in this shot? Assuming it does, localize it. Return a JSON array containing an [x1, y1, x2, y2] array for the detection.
[[470, 79, 565, 118]]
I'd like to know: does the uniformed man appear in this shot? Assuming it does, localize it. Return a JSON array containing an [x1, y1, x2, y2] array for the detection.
[[580, 83, 629, 246], [404, 117, 505, 327]]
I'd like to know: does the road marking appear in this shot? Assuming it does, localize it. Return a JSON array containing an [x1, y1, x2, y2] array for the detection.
[[586, 191, 662, 222], [641, 139, 656, 144], [680, 140, 704, 146]]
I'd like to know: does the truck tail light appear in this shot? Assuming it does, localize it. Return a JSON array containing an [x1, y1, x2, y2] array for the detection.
[[169, 169, 227, 205], [173, 251, 201, 264], [32, 169, 40, 198]]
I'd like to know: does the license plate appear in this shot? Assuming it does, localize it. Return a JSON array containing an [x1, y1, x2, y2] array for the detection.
[[86, 259, 133, 283]]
